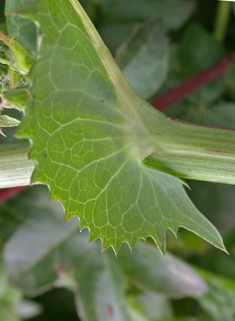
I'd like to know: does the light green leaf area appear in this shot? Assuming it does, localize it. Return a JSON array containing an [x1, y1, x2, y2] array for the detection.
[[6, 0, 228, 254], [116, 15, 169, 100], [0, 115, 20, 127]]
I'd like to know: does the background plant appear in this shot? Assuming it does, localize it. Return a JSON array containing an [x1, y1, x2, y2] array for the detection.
[[1, 0, 235, 320]]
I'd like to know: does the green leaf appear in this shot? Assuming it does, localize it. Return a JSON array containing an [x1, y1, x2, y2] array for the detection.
[[101, 0, 196, 31], [116, 16, 169, 100], [5, 0, 232, 254], [118, 241, 208, 298], [5, 0, 37, 51], [0, 115, 20, 127]]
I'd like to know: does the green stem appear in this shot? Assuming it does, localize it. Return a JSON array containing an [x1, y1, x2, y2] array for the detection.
[[0, 141, 35, 188], [214, 1, 232, 43], [142, 110, 235, 185]]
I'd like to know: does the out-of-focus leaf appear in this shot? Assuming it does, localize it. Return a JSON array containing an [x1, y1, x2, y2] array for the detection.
[[205, 227, 235, 285], [99, 22, 139, 54], [74, 241, 132, 321], [137, 292, 173, 320], [198, 269, 235, 321], [3, 204, 79, 293], [178, 23, 225, 78], [0, 260, 22, 321], [101, 0, 196, 31], [5, 0, 37, 51], [3, 185, 209, 321], [116, 16, 169, 100], [15, 300, 43, 319], [3, 186, 132, 320], [225, 61, 235, 98], [118, 241, 208, 298], [159, 23, 226, 102], [0, 22, 7, 34], [167, 229, 207, 255]]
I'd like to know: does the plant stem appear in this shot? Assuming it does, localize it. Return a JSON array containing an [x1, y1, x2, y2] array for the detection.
[[0, 141, 35, 189], [214, 1, 231, 43], [151, 49, 235, 111], [144, 114, 235, 185]]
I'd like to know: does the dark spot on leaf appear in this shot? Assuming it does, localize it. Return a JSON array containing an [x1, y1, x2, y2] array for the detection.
[[101, 100, 104, 103], [44, 152, 47, 159]]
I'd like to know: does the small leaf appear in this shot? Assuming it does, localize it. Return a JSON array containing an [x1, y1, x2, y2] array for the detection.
[[0, 115, 20, 127], [116, 16, 169, 100]]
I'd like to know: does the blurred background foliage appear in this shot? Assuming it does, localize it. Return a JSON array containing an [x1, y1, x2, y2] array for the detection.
[[2, 0, 235, 320]]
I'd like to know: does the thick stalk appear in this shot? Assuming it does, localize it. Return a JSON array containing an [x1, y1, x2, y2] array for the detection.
[[143, 114, 235, 185], [0, 141, 35, 188]]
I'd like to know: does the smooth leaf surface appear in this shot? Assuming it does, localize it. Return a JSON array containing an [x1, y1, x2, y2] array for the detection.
[[116, 16, 169, 100], [5, 0, 231, 254]]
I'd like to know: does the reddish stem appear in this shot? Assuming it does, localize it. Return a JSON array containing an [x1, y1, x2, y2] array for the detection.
[[151, 49, 235, 111], [0, 186, 29, 203]]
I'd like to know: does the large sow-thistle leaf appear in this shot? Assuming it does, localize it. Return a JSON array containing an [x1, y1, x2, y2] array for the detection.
[[5, 0, 228, 254]]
